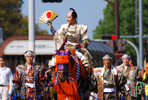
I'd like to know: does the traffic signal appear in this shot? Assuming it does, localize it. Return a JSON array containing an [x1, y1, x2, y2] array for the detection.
[[117, 39, 127, 52], [106, 40, 115, 52], [101, 35, 112, 40], [111, 35, 117, 40], [101, 35, 117, 40], [42, 0, 62, 2]]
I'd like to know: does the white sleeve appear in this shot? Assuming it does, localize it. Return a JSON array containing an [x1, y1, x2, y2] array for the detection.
[[48, 56, 56, 67], [53, 24, 67, 45], [8, 69, 13, 95], [80, 24, 89, 42], [113, 68, 118, 75], [75, 50, 88, 67]]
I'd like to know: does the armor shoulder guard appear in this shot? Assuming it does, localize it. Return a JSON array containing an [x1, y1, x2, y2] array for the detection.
[[16, 65, 25, 71], [78, 24, 88, 29], [35, 65, 43, 71], [16, 65, 25, 73], [129, 66, 137, 71], [61, 24, 69, 28], [117, 64, 124, 71], [77, 24, 88, 32]]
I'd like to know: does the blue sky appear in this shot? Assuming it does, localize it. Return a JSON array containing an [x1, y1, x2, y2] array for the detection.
[[21, 0, 107, 40]]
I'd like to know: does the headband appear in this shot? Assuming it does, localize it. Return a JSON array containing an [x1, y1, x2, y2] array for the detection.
[[103, 54, 112, 60], [122, 54, 130, 59], [24, 50, 35, 57]]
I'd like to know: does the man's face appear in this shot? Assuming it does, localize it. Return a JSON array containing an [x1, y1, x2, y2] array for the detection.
[[122, 57, 130, 66], [66, 12, 76, 25], [0, 58, 4, 67], [25, 54, 34, 64], [103, 58, 112, 68]]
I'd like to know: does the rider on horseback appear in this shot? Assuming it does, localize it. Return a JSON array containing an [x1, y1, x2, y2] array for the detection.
[[47, 8, 96, 100], [48, 8, 93, 73]]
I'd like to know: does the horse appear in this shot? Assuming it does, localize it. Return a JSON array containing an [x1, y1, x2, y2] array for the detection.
[[51, 49, 98, 100]]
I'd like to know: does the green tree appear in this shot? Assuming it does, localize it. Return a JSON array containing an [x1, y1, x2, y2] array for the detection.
[[16, 15, 48, 35], [0, 0, 48, 40], [93, 0, 148, 64]]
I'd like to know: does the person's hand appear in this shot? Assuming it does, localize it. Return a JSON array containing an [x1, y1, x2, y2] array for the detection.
[[47, 20, 52, 28], [44, 87, 49, 91], [136, 81, 139, 85], [81, 42, 85, 48]]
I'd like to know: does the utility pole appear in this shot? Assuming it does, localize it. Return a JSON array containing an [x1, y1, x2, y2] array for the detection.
[[139, 0, 143, 69], [29, 0, 35, 52], [0, 27, 3, 45], [135, 0, 139, 34], [105, 0, 119, 48], [114, 0, 119, 40]]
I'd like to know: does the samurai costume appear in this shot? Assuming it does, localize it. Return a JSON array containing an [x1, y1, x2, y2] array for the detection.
[[49, 23, 90, 68], [117, 63, 137, 100], [13, 64, 48, 100], [101, 65, 118, 100]]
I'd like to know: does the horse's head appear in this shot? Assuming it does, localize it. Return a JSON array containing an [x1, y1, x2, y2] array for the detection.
[[56, 49, 71, 82]]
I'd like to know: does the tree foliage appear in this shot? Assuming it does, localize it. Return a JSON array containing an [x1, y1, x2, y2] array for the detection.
[[93, 0, 148, 64], [0, 0, 48, 40]]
